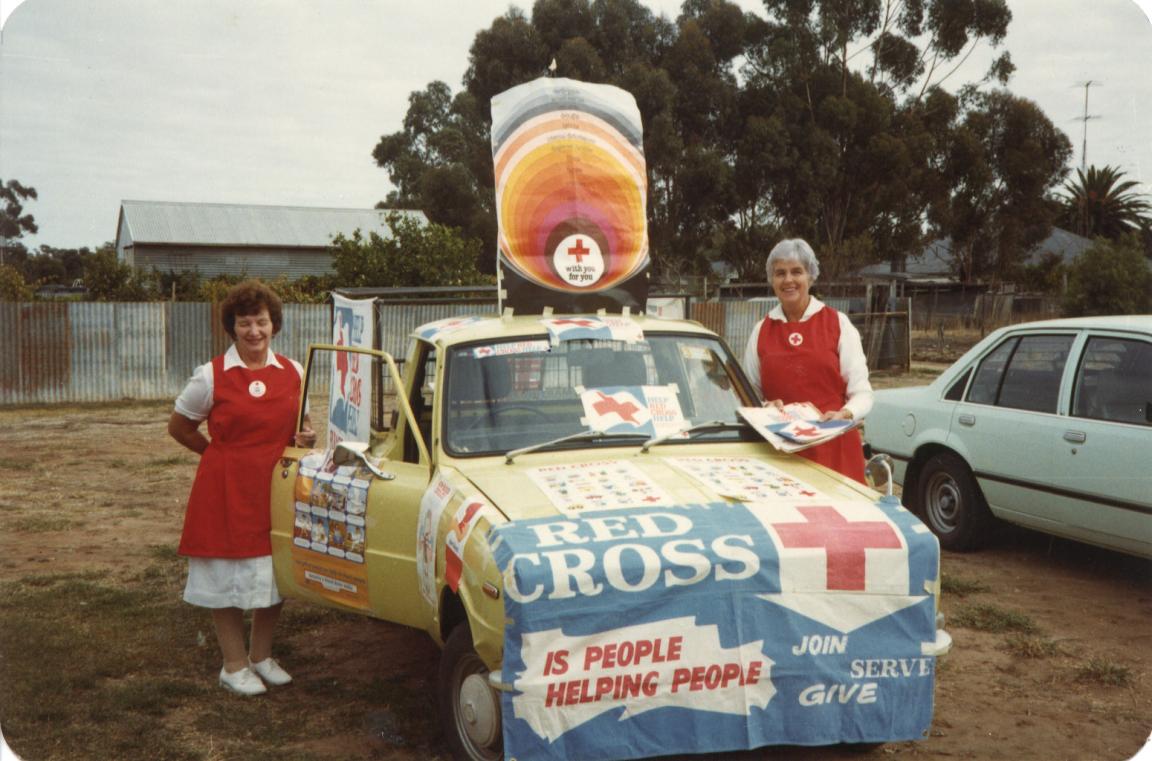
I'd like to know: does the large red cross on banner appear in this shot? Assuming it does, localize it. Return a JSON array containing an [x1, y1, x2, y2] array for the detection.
[[772, 506, 902, 591], [568, 238, 591, 263], [591, 391, 641, 423]]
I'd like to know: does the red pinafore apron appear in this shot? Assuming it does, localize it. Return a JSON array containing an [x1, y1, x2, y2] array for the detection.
[[757, 307, 867, 484], [178, 354, 300, 558]]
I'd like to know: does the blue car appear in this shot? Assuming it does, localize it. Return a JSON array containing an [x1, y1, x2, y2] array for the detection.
[[864, 315, 1152, 557]]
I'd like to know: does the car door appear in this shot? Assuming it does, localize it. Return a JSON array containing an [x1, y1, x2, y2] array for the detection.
[[1049, 333, 1152, 556], [269, 345, 434, 629], [360, 341, 437, 627], [945, 331, 1080, 529]]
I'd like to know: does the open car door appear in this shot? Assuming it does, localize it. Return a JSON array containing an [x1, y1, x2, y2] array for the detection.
[[268, 344, 436, 630]]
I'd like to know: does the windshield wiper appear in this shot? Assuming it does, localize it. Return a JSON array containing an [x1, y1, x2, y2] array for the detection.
[[640, 420, 749, 453], [505, 428, 649, 464]]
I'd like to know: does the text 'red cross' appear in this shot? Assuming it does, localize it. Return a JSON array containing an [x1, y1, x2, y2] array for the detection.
[[773, 506, 901, 591], [592, 391, 641, 424], [568, 238, 591, 263]]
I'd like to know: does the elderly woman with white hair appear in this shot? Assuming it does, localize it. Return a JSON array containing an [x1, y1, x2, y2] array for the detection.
[[742, 238, 874, 483]]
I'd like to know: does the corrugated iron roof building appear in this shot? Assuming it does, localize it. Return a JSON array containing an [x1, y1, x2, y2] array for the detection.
[[115, 200, 427, 280]]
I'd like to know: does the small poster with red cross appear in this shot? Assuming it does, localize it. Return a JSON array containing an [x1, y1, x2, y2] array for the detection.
[[579, 384, 685, 438], [540, 316, 644, 344]]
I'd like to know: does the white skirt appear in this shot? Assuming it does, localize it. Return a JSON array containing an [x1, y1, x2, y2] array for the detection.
[[183, 556, 282, 609]]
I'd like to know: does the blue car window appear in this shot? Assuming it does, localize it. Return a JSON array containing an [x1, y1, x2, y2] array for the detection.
[[944, 368, 972, 401], [967, 338, 1017, 405], [1073, 337, 1152, 426], [966, 334, 1073, 413]]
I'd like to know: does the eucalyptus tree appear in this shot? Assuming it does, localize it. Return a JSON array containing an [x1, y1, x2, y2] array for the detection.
[[1, 178, 38, 269], [371, 0, 1071, 282], [931, 89, 1072, 282], [731, 0, 1032, 279]]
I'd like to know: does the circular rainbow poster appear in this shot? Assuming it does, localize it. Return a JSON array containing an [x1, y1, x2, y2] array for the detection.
[[491, 77, 649, 312]]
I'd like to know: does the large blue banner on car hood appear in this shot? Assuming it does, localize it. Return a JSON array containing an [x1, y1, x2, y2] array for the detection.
[[488, 497, 940, 760]]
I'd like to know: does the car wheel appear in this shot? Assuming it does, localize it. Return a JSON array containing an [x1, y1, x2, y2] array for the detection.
[[916, 451, 991, 551], [439, 622, 503, 761]]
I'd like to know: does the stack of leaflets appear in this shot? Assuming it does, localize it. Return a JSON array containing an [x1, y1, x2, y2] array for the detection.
[[738, 401, 859, 453]]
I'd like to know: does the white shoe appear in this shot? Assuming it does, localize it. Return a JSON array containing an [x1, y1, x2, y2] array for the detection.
[[250, 657, 292, 686], [219, 666, 267, 696]]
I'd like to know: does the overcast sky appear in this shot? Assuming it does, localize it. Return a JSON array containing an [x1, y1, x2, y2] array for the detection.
[[1, 0, 1150, 250]]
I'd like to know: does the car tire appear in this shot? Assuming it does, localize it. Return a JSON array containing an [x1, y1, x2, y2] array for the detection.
[[438, 621, 503, 761], [842, 742, 884, 753], [915, 451, 992, 551]]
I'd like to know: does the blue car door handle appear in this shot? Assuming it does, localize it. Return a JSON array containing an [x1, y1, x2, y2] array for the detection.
[[1063, 430, 1087, 444]]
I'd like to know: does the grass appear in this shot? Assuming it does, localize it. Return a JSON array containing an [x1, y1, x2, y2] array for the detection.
[[146, 453, 193, 465], [146, 455, 195, 468], [11, 515, 77, 533], [1003, 634, 1062, 658], [951, 602, 1038, 634], [0, 572, 208, 759], [941, 572, 991, 597], [0, 563, 294, 759], [1075, 657, 1133, 687], [0, 562, 446, 761]]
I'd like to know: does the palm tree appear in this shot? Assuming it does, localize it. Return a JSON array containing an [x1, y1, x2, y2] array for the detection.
[[1060, 165, 1151, 239]]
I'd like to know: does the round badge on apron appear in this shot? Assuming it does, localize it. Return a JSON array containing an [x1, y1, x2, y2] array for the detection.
[[248, 380, 267, 398], [788, 332, 804, 347]]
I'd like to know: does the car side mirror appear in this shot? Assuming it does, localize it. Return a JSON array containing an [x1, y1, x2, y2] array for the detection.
[[332, 441, 395, 481], [866, 453, 894, 497]]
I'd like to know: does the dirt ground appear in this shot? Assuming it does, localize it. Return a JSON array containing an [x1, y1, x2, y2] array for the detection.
[[1, 388, 1150, 761]]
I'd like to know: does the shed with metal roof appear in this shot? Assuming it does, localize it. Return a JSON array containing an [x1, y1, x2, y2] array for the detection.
[[115, 200, 427, 279]]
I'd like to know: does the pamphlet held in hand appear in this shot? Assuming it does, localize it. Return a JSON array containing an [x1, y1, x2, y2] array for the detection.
[[738, 402, 858, 453]]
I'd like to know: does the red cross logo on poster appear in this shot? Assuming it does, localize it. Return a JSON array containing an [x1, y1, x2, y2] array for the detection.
[[552, 233, 605, 287], [591, 391, 641, 424], [772, 506, 902, 591]]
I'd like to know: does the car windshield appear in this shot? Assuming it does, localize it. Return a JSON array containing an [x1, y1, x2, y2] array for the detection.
[[442, 333, 752, 456]]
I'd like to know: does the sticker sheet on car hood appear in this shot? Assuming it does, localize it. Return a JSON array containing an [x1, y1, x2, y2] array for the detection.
[[488, 497, 941, 760]]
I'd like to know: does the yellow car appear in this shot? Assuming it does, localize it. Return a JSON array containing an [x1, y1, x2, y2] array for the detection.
[[270, 312, 950, 761]]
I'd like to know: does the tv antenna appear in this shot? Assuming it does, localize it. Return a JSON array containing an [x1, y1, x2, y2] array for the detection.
[[1073, 80, 1101, 172]]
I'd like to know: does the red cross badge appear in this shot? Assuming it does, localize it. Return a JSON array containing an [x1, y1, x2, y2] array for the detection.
[[788, 332, 804, 347]]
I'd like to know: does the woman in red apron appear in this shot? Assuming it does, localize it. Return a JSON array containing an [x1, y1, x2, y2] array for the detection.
[[742, 239, 874, 484], [168, 281, 315, 696]]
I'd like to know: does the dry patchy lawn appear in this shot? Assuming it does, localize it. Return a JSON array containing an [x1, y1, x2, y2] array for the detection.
[[1, 389, 1149, 761]]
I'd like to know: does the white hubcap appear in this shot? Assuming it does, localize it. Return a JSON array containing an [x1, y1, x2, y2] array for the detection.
[[459, 672, 499, 747]]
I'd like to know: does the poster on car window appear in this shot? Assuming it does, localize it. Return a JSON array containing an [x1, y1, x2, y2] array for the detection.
[[328, 294, 375, 446], [489, 496, 942, 760], [490, 76, 649, 314], [578, 385, 685, 438]]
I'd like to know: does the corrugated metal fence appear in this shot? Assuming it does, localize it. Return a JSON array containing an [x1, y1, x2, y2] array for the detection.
[[0, 299, 907, 406], [0, 301, 506, 406]]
